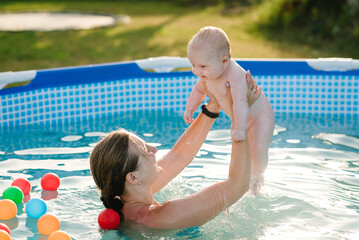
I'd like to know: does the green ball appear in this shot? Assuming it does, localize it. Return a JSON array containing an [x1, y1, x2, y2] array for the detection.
[[2, 186, 24, 204]]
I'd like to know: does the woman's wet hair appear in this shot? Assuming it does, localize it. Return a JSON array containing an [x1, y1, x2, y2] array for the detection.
[[90, 129, 139, 221]]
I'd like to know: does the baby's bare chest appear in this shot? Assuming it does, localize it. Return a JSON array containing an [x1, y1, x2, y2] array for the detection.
[[206, 81, 229, 99], [205, 80, 232, 114]]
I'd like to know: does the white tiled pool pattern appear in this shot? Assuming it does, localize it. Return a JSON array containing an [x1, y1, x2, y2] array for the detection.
[[1, 74, 358, 128]]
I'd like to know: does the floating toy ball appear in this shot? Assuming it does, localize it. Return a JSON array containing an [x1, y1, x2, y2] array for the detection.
[[98, 209, 120, 230], [0, 230, 11, 240], [37, 214, 60, 235], [0, 223, 10, 235], [2, 186, 24, 204], [0, 199, 17, 220], [41, 173, 60, 191], [12, 178, 31, 195], [25, 198, 47, 219], [49, 230, 71, 240]]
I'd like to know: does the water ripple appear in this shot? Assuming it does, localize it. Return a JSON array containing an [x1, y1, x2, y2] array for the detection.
[[313, 133, 359, 150], [1, 112, 358, 240], [14, 146, 93, 155], [61, 135, 83, 142]]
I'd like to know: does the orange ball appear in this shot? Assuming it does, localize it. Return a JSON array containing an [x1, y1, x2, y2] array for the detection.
[[37, 214, 60, 235], [0, 199, 17, 220], [0, 230, 11, 240], [49, 230, 71, 240]]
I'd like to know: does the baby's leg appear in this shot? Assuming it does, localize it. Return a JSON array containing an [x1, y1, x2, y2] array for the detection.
[[247, 116, 275, 195]]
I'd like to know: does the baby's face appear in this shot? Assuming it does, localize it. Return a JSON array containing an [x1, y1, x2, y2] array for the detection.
[[187, 46, 226, 81]]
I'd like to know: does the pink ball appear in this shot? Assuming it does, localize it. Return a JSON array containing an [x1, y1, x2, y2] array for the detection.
[[98, 209, 120, 230], [12, 178, 31, 195], [41, 173, 60, 191]]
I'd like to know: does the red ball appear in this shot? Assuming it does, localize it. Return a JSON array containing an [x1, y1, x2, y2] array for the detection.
[[12, 178, 31, 195], [98, 209, 120, 230], [41, 173, 60, 191], [0, 223, 10, 235]]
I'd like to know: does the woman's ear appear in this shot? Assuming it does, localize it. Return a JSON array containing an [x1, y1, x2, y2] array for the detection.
[[125, 172, 140, 185]]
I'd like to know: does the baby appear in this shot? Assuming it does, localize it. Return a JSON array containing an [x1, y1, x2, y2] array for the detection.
[[184, 26, 275, 195]]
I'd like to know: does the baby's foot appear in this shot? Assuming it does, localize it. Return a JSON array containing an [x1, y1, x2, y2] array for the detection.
[[249, 174, 264, 196]]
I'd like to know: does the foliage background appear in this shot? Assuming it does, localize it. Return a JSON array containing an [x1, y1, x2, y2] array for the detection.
[[0, 0, 358, 72]]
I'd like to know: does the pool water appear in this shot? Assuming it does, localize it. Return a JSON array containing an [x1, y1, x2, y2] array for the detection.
[[0, 111, 358, 240]]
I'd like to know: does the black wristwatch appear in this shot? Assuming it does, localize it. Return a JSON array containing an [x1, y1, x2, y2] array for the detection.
[[201, 104, 220, 118]]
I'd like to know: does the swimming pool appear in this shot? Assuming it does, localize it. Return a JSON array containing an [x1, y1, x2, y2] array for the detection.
[[1, 57, 358, 128], [0, 57, 358, 239]]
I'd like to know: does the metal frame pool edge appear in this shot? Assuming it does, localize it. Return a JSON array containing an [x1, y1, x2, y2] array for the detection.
[[0, 57, 358, 129]]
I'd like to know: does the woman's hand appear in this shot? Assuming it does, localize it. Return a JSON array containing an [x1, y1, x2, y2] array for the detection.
[[206, 91, 220, 113], [246, 70, 261, 107]]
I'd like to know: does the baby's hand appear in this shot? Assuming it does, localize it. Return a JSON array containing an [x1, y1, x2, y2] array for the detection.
[[231, 129, 245, 142], [183, 110, 194, 124]]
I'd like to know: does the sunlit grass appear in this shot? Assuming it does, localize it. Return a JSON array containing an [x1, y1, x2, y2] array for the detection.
[[0, 0, 357, 72]]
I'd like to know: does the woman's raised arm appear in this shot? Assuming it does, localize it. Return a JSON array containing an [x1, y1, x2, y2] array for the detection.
[[152, 96, 220, 193], [142, 130, 251, 229]]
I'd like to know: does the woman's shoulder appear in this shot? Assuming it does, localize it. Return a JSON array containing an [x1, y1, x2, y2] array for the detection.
[[122, 201, 166, 220], [132, 201, 173, 228]]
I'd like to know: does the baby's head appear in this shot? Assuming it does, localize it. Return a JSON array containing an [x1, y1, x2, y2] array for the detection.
[[188, 26, 231, 60]]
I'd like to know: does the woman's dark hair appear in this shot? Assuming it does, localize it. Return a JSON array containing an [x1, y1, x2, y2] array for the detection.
[[90, 129, 139, 221]]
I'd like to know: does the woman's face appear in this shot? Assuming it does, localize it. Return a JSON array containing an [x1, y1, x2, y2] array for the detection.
[[129, 133, 163, 184]]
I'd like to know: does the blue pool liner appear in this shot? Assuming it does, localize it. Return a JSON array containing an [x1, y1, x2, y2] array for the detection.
[[1, 59, 359, 95], [1, 58, 358, 128]]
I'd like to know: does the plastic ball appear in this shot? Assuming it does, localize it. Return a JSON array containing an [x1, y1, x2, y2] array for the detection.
[[2, 186, 24, 204], [23, 194, 31, 203], [98, 209, 120, 230], [25, 198, 47, 219], [0, 230, 11, 240], [12, 178, 31, 195], [49, 230, 71, 240], [41, 173, 60, 191], [37, 214, 60, 235], [0, 223, 10, 235], [0, 199, 17, 220]]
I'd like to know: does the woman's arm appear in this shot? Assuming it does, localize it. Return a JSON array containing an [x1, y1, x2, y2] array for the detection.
[[142, 133, 251, 229], [139, 71, 260, 229], [152, 96, 220, 194]]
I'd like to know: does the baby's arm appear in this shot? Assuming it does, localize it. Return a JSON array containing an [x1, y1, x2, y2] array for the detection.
[[184, 78, 207, 124], [230, 71, 249, 141]]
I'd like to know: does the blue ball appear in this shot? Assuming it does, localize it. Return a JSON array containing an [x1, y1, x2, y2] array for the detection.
[[25, 198, 47, 218]]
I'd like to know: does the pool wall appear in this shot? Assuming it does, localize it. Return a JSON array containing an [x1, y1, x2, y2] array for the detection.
[[0, 57, 358, 128]]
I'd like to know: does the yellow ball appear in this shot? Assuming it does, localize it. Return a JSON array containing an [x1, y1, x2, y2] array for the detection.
[[49, 230, 71, 240], [37, 214, 60, 235], [0, 199, 17, 220], [0, 230, 11, 240]]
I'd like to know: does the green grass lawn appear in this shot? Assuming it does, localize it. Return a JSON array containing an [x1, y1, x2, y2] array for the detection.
[[0, 0, 358, 72]]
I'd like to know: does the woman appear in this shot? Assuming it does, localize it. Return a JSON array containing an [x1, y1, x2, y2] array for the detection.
[[90, 72, 261, 229]]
